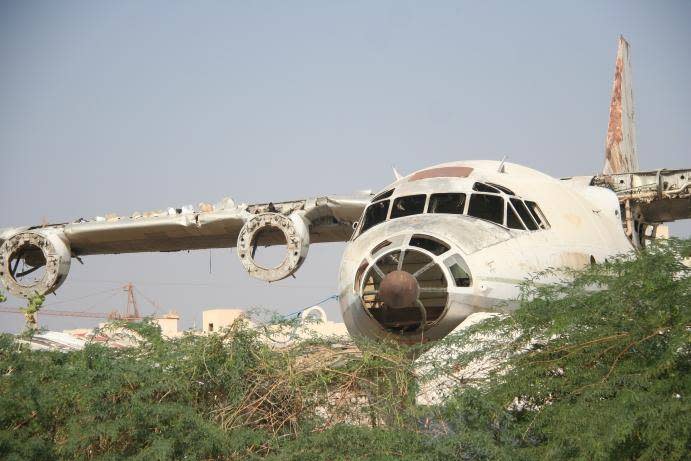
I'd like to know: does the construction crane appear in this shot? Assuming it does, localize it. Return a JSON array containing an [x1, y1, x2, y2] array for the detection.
[[0, 282, 151, 321], [0, 307, 133, 319], [123, 282, 141, 319]]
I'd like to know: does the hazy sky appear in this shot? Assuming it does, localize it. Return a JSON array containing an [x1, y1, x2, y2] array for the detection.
[[1, 1, 689, 333]]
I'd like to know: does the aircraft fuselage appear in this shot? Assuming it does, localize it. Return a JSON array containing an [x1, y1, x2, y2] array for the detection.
[[338, 160, 632, 343]]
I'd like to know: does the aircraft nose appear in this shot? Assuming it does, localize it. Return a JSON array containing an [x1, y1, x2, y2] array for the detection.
[[378, 270, 420, 309], [355, 236, 455, 335]]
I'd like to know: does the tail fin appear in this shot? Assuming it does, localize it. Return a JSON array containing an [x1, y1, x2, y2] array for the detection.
[[603, 36, 638, 174]]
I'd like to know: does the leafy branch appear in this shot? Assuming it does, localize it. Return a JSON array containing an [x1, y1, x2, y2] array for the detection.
[[0, 239, 688, 460]]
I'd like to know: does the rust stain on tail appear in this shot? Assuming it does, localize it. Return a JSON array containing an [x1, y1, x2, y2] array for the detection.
[[606, 55, 624, 154], [603, 36, 638, 175]]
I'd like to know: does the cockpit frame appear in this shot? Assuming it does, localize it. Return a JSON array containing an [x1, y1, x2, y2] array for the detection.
[[355, 181, 550, 239]]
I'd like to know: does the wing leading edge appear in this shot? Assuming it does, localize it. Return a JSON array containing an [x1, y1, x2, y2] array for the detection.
[[0, 193, 372, 297]]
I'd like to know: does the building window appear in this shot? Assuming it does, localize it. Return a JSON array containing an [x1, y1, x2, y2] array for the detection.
[[208, 323, 214, 332]]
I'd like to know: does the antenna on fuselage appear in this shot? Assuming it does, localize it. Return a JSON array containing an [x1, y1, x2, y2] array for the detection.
[[497, 155, 508, 173], [392, 166, 403, 180]]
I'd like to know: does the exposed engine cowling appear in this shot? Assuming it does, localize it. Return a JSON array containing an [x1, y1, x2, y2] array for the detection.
[[237, 212, 310, 282], [0, 231, 71, 297]]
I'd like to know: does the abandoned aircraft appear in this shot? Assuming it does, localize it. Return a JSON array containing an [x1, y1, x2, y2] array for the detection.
[[1, 37, 689, 344]]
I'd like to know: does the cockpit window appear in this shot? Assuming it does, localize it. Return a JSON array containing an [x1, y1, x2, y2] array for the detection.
[[510, 198, 538, 230], [472, 182, 500, 193], [449, 262, 471, 287], [361, 200, 390, 232], [428, 193, 466, 214], [468, 194, 504, 225], [487, 182, 515, 195], [410, 235, 450, 255], [525, 201, 550, 229], [390, 195, 426, 219], [356, 184, 548, 238], [506, 203, 525, 230], [372, 189, 394, 202]]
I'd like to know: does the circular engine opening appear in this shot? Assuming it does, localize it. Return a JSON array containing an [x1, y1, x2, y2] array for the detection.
[[360, 248, 448, 334], [249, 226, 288, 269], [236, 212, 310, 283], [8, 244, 47, 287]]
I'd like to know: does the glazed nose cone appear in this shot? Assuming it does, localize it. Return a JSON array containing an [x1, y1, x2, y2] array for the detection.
[[378, 270, 419, 309]]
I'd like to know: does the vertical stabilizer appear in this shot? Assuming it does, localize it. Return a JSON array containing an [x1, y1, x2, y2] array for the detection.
[[603, 36, 638, 174]]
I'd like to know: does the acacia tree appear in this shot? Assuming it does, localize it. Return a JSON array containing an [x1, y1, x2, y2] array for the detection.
[[0, 240, 688, 460], [18, 293, 45, 335], [425, 238, 691, 460], [0, 283, 44, 335]]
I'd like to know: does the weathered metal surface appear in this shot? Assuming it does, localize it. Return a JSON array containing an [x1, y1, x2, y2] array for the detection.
[[237, 212, 310, 282], [2, 194, 370, 256], [378, 270, 420, 309], [0, 193, 371, 296], [339, 158, 654, 344], [593, 169, 691, 222], [592, 168, 691, 248], [1, 37, 688, 356], [0, 231, 71, 297], [603, 36, 638, 174], [409, 166, 474, 181]]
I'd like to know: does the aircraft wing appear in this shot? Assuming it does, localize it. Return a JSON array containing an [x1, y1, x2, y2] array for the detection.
[[0, 193, 372, 296], [62, 194, 369, 254]]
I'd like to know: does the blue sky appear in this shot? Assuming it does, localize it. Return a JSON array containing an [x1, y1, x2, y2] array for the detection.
[[1, 1, 689, 332]]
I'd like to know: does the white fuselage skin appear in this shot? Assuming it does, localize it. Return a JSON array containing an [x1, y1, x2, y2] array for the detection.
[[338, 161, 632, 344]]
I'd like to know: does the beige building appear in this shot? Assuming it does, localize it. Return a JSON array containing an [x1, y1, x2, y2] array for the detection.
[[154, 311, 181, 338], [298, 306, 349, 337], [262, 306, 349, 346], [202, 308, 247, 333], [58, 306, 349, 345]]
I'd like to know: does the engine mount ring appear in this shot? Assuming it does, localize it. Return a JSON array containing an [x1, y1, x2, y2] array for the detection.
[[237, 212, 309, 282], [0, 231, 71, 298]]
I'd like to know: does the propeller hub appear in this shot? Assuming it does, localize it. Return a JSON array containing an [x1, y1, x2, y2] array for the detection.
[[378, 270, 419, 309]]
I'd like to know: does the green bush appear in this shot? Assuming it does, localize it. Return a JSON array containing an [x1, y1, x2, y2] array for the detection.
[[0, 239, 688, 460], [426, 238, 691, 460]]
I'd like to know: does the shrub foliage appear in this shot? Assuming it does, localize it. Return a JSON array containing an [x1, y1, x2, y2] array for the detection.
[[0, 240, 689, 460]]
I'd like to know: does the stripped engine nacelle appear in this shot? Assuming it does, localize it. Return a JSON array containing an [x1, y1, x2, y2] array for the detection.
[[237, 212, 310, 282], [0, 231, 72, 297]]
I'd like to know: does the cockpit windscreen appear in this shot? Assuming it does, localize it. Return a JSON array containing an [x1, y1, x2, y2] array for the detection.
[[428, 193, 466, 214], [361, 200, 389, 233], [467, 194, 504, 225], [390, 195, 426, 219], [356, 182, 549, 238]]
